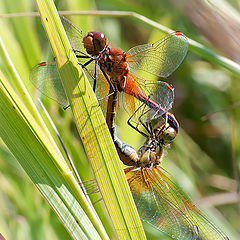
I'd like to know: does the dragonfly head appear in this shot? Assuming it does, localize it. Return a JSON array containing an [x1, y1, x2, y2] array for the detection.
[[153, 123, 177, 146], [83, 32, 107, 56], [159, 126, 177, 145]]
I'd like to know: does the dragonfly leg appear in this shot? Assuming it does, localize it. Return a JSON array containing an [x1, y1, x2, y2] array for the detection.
[[75, 58, 98, 85], [63, 104, 71, 110], [127, 101, 150, 137], [74, 48, 93, 62], [99, 65, 115, 92], [146, 121, 153, 135], [138, 120, 153, 136], [142, 93, 179, 133], [75, 55, 91, 59], [162, 114, 168, 132], [73, 49, 91, 58], [93, 60, 98, 92], [127, 119, 147, 138], [98, 91, 115, 101], [95, 65, 117, 103], [74, 49, 98, 86], [75, 49, 117, 99], [127, 118, 148, 138], [162, 112, 179, 133]]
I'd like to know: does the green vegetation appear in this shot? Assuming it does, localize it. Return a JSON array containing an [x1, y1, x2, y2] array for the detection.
[[0, 0, 239, 239]]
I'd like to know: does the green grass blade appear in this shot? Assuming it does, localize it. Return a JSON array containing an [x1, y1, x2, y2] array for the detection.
[[0, 36, 53, 137], [1, 0, 42, 67], [0, 69, 106, 240], [0, 35, 107, 239], [35, 0, 146, 239]]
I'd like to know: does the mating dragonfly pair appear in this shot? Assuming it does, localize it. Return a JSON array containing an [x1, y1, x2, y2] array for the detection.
[[30, 17, 229, 240]]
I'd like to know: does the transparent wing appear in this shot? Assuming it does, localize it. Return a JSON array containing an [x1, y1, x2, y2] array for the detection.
[[123, 75, 174, 123], [126, 32, 188, 78], [30, 62, 110, 112], [126, 168, 198, 240], [149, 167, 228, 240], [60, 16, 87, 54], [30, 62, 68, 106]]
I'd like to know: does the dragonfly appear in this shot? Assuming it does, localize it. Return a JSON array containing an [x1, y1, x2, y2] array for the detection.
[[104, 87, 229, 240], [80, 111, 228, 240], [30, 16, 188, 133], [39, 81, 229, 239], [109, 122, 229, 240]]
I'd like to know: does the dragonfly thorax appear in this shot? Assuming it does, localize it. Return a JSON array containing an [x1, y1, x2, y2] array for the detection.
[[99, 47, 128, 85], [133, 123, 177, 168], [137, 137, 163, 168]]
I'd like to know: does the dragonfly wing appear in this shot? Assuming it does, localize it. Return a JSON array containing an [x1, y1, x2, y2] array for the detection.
[[30, 61, 110, 112], [127, 32, 188, 78], [122, 93, 136, 116], [152, 167, 229, 240], [61, 17, 87, 56], [30, 62, 68, 107], [95, 69, 111, 115], [126, 168, 198, 240], [124, 75, 175, 123]]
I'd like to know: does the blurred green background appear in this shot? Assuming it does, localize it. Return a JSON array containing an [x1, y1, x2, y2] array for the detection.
[[0, 0, 240, 239]]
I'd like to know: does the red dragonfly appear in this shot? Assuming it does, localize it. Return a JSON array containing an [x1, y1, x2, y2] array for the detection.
[[30, 17, 188, 132]]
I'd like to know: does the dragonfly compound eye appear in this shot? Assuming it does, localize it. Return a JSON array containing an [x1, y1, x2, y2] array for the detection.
[[83, 32, 95, 55], [159, 126, 177, 145], [92, 32, 107, 52], [83, 32, 106, 55]]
